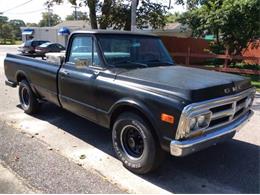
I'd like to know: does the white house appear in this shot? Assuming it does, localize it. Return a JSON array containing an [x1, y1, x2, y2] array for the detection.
[[20, 20, 91, 46], [20, 21, 191, 46]]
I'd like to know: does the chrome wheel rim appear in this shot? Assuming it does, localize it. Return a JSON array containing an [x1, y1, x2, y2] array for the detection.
[[21, 87, 30, 109]]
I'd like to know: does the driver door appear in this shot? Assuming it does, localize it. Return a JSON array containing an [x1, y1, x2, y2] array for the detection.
[[58, 34, 100, 123]]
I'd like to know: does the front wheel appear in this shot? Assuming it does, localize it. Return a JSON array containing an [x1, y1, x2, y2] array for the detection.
[[112, 112, 165, 174], [19, 80, 40, 114]]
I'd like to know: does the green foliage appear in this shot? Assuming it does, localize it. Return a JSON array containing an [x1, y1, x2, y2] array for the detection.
[[38, 12, 62, 27], [137, 0, 167, 30], [26, 23, 39, 27], [0, 16, 8, 25], [65, 11, 89, 21], [0, 16, 25, 44], [229, 63, 260, 71], [0, 24, 15, 44], [165, 12, 180, 23], [50, 0, 168, 30], [9, 20, 26, 40], [174, 0, 208, 9], [97, 0, 168, 30], [178, 0, 260, 55]]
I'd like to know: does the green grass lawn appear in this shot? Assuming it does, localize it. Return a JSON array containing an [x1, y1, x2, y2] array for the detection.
[[244, 74, 260, 92], [0, 39, 22, 45]]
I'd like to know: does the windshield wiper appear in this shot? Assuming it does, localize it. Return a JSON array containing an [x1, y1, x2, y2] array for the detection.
[[114, 60, 148, 68], [144, 59, 174, 66]]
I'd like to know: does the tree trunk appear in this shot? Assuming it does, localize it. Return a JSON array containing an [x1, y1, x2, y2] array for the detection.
[[124, 10, 131, 31], [88, 0, 98, 29], [99, 0, 112, 29], [216, 29, 220, 45]]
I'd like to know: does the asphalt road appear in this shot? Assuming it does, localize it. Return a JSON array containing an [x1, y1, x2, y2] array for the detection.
[[0, 45, 259, 193], [0, 162, 34, 193]]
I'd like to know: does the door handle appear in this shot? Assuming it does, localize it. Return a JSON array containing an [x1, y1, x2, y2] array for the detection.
[[91, 70, 100, 79], [93, 70, 100, 76], [60, 70, 70, 76]]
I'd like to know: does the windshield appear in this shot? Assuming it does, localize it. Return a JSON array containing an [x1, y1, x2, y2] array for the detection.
[[97, 35, 174, 68]]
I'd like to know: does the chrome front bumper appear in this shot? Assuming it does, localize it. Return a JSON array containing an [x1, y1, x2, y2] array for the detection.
[[170, 110, 253, 156]]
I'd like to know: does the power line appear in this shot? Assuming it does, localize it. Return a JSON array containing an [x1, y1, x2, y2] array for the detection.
[[7, 8, 45, 15], [1, 0, 33, 13]]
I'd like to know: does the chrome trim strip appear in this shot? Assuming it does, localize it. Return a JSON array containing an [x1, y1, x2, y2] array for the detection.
[[170, 110, 253, 156], [175, 87, 256, 140], [211, 109, 234, 120]]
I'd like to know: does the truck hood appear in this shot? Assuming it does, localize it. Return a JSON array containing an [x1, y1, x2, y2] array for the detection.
[[114, 66, 251, 102]]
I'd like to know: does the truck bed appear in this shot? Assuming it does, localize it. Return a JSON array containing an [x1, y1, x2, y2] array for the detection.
[[4, 53, 61, 106]]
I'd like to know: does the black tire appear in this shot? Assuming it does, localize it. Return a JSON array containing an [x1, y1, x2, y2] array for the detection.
[[112, 112, 165, 174], [19, 80, 40, 114]]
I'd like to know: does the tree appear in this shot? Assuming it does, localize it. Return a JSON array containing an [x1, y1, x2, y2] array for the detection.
[[0, 24, 14, 44], [178, 0, 260, 55], [137, 0, 167, 30], [174, 0, 208, 9], [50, 0, 168, 30], [9, 20, 26, 40], [38, 12, 62, 27], [65, 11, 88, 21], [26, 23, 39, 27], [165, 12, 180, 23], [0, 16, 8, 25]]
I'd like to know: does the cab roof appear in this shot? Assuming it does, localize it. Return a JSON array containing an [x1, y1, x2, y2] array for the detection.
[[70, 30, 158, 37]]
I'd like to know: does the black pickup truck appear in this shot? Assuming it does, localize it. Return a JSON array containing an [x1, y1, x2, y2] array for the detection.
[[4, 30, 255, 174]]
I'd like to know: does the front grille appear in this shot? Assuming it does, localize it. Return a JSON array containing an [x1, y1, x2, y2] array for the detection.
[[210, 104, 232, 113], [175, 87, 256, 140], [207, 93, 253, 131]]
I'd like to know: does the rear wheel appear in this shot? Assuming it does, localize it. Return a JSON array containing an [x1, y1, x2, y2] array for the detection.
[[19, 80, 40, 114], [112, 112, 165, 174]]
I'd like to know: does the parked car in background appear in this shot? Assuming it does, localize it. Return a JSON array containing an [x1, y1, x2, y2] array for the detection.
[[35, 43, 65, 58], [18, 40, 49, 56]]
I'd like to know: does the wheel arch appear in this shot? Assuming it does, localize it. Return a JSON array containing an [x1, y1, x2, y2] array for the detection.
[[15, 70, 39, 97], [15, 70, 30, 83], [109, 98, 162, 144]]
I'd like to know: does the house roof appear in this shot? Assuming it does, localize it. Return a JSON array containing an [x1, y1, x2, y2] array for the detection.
[[54, 20, 91, 29], [144, 22, 192, 38]]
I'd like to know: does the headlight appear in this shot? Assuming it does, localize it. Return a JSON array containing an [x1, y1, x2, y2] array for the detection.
[[189, 112, 211, 132], [189, 117, 197, 129], [245, 97, 253, 108], [197, 115, 206, 127]]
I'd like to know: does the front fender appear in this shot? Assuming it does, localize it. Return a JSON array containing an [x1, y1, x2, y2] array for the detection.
[[108, 97, 162, 142]]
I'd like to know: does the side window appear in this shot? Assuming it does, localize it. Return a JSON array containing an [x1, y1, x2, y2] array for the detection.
[[68, 36, 93, 67], [31, 41, 38, 47], [50, 45, 57, 50]]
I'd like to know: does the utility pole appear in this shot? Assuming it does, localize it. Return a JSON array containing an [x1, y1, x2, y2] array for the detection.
[[47, 5, 51, 27], [45, 1, 52, 27], [72, 5, 79, 20], [168, 0, 172, 9], [131, 0, 138, 31]]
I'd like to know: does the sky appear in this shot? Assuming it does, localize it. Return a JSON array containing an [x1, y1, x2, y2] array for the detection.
[[0, 0, 186, 24]]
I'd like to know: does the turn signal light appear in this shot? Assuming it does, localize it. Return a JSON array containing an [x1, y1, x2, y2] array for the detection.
[[161, 113, 174, 124]]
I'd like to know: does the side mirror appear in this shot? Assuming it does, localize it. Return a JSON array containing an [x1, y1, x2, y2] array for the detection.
[[46, 53, 66, 66], [74, 58, 91, 68]]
